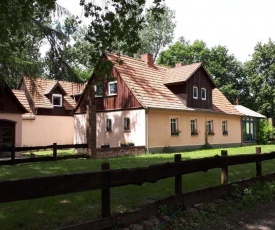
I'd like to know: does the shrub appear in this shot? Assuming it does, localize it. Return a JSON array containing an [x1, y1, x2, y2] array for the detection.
[[257, 119, 274, 144]]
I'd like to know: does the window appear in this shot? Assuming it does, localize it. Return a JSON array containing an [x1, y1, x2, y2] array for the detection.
[[106, 119, 112, 131], [193, 86, 198, 99], [108, 81, 117, 95], [124, 117, 130, 131], [171, 118, 180, 135], [242, 117, 257, 142], [207, 120, 214, 135], [201, 88, 206, 100], [52, 94, 62, 107], [222, 121, 228, 135], [190, 119, 198, 135], [94, 84, 103, 97]]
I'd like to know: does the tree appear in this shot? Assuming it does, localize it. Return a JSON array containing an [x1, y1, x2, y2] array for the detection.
[[138, 5, 176, 61], [1, 0, 165, 87], [81, 0, 164, 65], [157, 37, 249, 105], [245, 39, 275, 118]]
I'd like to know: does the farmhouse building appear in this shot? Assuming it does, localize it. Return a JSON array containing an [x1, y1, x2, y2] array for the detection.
[[0, 82, 28, 156], [75, 53, 245, 153], [15, 77, 85, 146]]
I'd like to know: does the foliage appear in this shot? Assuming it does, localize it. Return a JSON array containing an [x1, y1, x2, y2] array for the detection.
[[0, 0, 56, 88], [137, 5, 176, 61], [162, 182, 275, 230], [81, 0, 164, 64], [1, 0, 165, 87], [157, 38, 250, 106], [256, 119, 274, 144], [245, 39, 275, 118]]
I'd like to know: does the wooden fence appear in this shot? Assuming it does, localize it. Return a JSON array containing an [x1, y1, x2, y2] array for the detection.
[[1, 147, 275, 229], [0, 143, 88, 165]]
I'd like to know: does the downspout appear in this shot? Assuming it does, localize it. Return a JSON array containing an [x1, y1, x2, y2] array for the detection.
[[145, 107, 149, 153]]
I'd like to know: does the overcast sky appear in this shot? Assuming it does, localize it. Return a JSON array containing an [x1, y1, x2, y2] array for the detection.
[[57, 0, 275, 63]]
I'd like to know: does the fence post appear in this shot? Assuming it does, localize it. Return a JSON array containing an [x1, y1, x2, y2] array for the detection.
[[174, 154, 182, 194], [53, 143, 57, 161], [256, 147, 262, 177], [101, 162, 111, 224], [221, 150, 228, 184], [11, 145, 15, 165]]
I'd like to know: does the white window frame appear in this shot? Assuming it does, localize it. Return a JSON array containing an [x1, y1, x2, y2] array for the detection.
[[201, 88, 206, 100], [52, 94, 62, 107], [108, 81, 117, 96], [207, 120, 214, 134], [193, 86, 198, 99], [190, 119, 198, 135], [106, 118, 112, 131], [171, 118, 179, 135], [124, 117, 130, 131], [222, 120, 228, 134]]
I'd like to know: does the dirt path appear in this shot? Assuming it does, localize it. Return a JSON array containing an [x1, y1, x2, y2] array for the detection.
[[211, 200, 275, 230]]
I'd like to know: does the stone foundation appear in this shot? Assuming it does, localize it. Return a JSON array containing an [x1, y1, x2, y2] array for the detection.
[[96, 146, 145, 158]]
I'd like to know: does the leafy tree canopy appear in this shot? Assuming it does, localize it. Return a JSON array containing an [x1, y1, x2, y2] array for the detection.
[[245, 39, 275, 118], [1, 0, 165, 87]]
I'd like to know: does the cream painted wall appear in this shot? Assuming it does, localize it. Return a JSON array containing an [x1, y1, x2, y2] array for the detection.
[[97, 109, 146, 147], [74, 114, 87, 144], [22, 115, 74, 146], [0, 113, 22, 147], [148, 109, 242, 149]]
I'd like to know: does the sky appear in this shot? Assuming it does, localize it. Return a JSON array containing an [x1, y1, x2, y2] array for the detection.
[[57, 0, 275, 63]]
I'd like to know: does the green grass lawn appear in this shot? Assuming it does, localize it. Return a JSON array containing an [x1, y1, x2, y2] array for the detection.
[[0, 145, 275, 229]]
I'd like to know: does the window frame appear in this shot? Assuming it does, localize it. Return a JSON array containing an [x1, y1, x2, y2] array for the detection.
[[106, 118, 112, 132], [207, 120, 214, 135], [171, 118, 180, 135], [123, 117, 130, 131], [201, 88, 206, 100], [193, 86, 198, 99], [94, 84, 104, 97], [108, 81, 117, 96], [52, 94, 62, 107], [222, 120, 228, 135], [190, 119, 198, 135]]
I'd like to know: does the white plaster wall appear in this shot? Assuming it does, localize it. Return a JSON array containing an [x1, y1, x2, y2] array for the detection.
[[97, 109, 146, 147], [22, 115, 74, 146], [0, 113, 22, 147], [74, 114, 87, 144]]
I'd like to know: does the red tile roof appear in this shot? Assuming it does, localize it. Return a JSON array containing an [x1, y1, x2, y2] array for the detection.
[[106, 53, 240, 115], [12, 90, 31, 113], [22, 77, 85, 110]]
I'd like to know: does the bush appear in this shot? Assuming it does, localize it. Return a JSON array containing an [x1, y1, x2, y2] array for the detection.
[[256, 119, 274, 144]]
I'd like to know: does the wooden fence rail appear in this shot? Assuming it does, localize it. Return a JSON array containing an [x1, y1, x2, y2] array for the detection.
[[0, 148, 275, 229], [0, 143, 88, 165]]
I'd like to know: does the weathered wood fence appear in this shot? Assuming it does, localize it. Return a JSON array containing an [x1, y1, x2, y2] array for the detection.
[[0, 143, 88, 165], [1, 147, 275, 229]]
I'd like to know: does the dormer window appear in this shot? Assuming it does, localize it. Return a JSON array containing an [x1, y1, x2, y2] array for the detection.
[[193, 86, 198, 99], [201, 88, 206, 100], [52, 94, 62, 107], [108, 81, 117, 95]]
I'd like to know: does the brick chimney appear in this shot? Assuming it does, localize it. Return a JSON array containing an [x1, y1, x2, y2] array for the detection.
[[175, 63, 185, 67], [141, 53, 154, 65], [236, 98, 239, 105]]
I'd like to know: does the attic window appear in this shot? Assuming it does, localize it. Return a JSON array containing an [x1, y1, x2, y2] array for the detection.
[[201, 88, 206, 100], [193, 86, 198, 99], [52, 94, 62, 107], [108, 81, 117, 95]]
